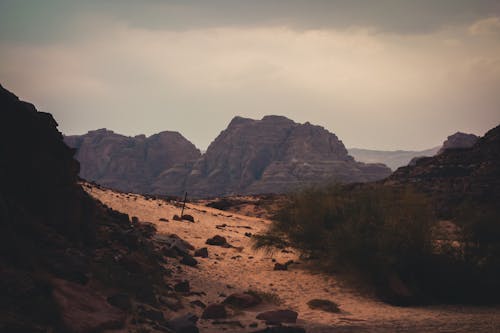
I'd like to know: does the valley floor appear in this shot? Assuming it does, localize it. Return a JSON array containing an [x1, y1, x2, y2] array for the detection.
[[85, 184, 500, 333]]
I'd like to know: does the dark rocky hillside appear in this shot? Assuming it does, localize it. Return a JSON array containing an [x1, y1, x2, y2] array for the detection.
[[65, 129, 201, 193], [153, 116, 392, 197], [0, 85, 196, 332], [386, 124, 500, 218]]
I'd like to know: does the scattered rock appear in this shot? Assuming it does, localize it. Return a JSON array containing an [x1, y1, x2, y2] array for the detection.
[[107, 293, 132, 311], [181, 214, 195, 222], [206, 235, 230, 247], [167, 313, 199, 333], [160, 296, 184, 311], [251, 326, 306, 333], [139, 307, 165, 323], [174, 280, 190, 293], [180, 255, 198, 267], [159, 218, 169, 222], [256, 310, 298, 324], [190, 300, 206, 309], [212, 320, 245, 328], [307, 299, 340, 313], [201, 304, 227, 319], [223, 293, 262, 308], [194, 247, 209, 258]]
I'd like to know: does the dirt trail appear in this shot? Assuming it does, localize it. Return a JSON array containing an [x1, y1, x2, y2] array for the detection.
[[86, 185, 500, 333]]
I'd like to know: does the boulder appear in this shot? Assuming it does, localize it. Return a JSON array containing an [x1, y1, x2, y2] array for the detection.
[[256, 310, 298, 324], [180, 255, 198, 267], [307, 299, 340, 313], [223, 292, 262, 308], [201, 304, 227, 319], [167, 313, 199, 333], [181, 214, 195, 222], [194, 247, 209, 258], [206, 235, 230, 247]]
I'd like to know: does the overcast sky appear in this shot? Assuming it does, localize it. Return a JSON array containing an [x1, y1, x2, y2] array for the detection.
[[1, 1, 499, 150]]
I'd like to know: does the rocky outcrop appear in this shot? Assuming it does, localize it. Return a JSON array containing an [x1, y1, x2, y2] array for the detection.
[[437, 131, 479, 154], [65, 129, 201, 193], [154, 116, 392, 197], [0, 84, 191, 332], [387, 124, 500, 218]]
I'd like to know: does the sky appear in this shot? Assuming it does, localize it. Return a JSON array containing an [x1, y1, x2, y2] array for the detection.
[[1, 1, 499, 151]]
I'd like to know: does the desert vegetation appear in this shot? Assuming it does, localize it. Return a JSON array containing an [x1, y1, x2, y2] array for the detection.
[[254, 183, 500, 305]]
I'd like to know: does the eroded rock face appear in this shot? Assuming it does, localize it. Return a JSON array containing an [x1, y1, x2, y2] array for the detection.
[[387, 124, 500, 218], [154, 116, 392, 197], [65, 129, 201, 193], [437, 132, 479, 154]]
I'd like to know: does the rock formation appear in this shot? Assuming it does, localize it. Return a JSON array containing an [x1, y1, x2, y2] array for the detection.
[[349, 147, 440, 170], [0, 84, 194, 332], [65, 129, 201, 193], [437, 131, 479, 154], [386, 124, 500, 218], [153, 115, 392, 197]]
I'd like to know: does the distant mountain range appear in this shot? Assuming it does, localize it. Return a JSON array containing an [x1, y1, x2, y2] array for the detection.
[[349, 132, 479, 170], [65, 116, 392, 197], [348, 147, 440, 170]]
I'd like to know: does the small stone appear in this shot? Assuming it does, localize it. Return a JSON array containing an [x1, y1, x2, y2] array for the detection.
[[174, 280, 190, 292], [180, 255, 198, 267], [201, 304, 227, 319], [182, 214, 195, 222], [194, 247, 209, 258]]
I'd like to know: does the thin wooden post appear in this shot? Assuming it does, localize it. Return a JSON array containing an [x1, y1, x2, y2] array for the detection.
[[180, 192, 187, 216]]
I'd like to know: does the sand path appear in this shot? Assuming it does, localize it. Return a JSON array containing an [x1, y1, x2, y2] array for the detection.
[[86, 184, 500, 332]]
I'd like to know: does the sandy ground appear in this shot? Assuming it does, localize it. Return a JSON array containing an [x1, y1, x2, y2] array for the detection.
[[85, 184, 500, 333]]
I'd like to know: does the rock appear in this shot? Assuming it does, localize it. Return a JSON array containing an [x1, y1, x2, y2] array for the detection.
[[154, 115, 392, 197], [64, 129, 201, 194], [201, 304, 227, 319], [167, 313, 199, 333], [256, 310, 298, 324], [181, 214, 195, 222], [438, 132, 479, 154], [174, 280, 190, 292], [139, 307, 165, 323], [194, 247, 209, 258], [107, 293, 132, 311], [159, 296, 184, 311], [159, 218, 169, 222], [155, 234, 195, 257], [212, 320, 245, 328], [251, 326, 306, 333], [190, 300, 206, 309], [180, 255, 198, 267], [223, 293, 262, 308], [307, 299, 340, 313], [274, 263, 288, 271], [206, 235, 230, 247], [52, 278, 126, 332], [173, 215, 182, 221]]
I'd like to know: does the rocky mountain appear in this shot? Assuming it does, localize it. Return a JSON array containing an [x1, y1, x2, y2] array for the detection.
[[153, 115, 392, 197], [348, 147, 440, 170], [349, 131, 480, 170], [386, 124, 500, 218], [65, 129, 201, 193], [0, 84, 196, 332], [437, 131, 479, 154]]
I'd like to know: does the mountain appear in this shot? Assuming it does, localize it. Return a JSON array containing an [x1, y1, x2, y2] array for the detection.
[[65, 129, 201, 193], [349, 131, 480, 170], [348, 147, 440, 170], [386, 124, 500, 218], [0, 84, 179, 332], [153, 115, 392, 197], [437, 131, 479, 154]]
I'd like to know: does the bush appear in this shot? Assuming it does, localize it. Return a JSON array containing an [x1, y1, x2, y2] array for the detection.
[[256, 183, 500, 304]]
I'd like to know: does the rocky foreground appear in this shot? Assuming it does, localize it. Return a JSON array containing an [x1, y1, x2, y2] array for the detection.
[[86, 184, 500, 333]]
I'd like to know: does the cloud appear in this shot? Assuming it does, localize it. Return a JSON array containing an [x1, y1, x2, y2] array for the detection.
[[1, 16, 499, 150], [469, 16, 500, 35]]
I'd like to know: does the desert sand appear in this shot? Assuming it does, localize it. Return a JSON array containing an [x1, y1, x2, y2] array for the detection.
[[85, 184, 500, 333]]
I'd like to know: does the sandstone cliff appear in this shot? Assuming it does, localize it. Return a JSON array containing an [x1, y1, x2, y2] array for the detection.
[[65, 129, 201, 193], [153, 116, 392, 197]]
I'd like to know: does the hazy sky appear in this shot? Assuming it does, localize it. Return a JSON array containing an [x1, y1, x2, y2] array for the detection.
[[1, 1, 499, 150]]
